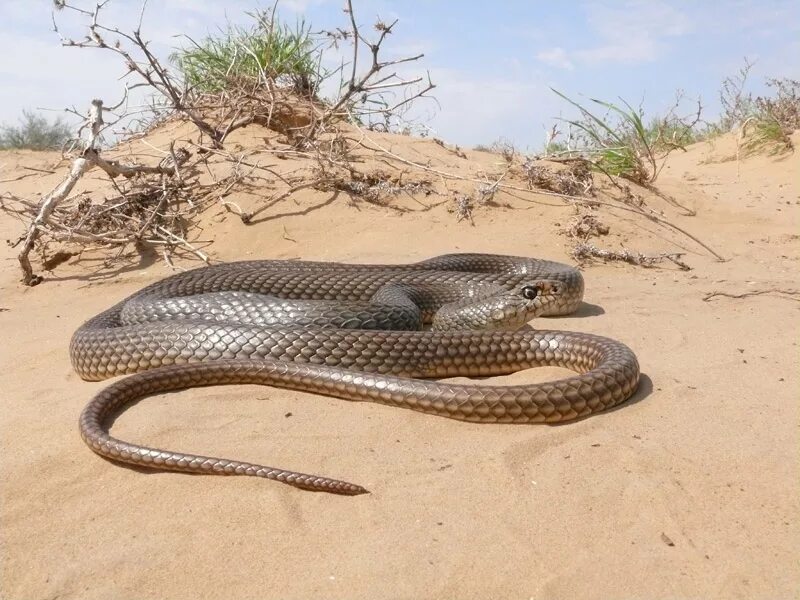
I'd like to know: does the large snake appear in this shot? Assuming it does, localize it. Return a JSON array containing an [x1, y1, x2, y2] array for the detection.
[[71, 254, 640, 495]]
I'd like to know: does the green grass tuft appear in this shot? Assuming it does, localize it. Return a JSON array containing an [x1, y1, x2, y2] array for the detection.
[[551, 89, 657, 183], [172, 11, 319, 94]]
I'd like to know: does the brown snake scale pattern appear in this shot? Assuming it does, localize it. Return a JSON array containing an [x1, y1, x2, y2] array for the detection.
[[72, 254, 640, 495]]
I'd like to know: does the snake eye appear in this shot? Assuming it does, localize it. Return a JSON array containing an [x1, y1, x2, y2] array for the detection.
[[521, 285, 538, 300]]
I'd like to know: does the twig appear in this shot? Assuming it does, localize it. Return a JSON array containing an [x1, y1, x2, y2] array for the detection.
[[154, 225, 209, 263], [702, 289, 800, 302], [282, 225, 297, 242], [0, 173, 43, 184], [240, 178, 330, 223], [309, 0, 434, 137]]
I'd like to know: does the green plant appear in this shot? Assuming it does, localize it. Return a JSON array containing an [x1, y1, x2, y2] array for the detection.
[[172, 10, 320, 94], [551, 89, 655, 184], [742, 77, 799, 153], [0, 110, 72, 150], [542, 140, 569, 155], [718, 58, 757, 133], [741, 115, 793, 154], [550, 89, 702, 184], [471, 138, 516, 161]]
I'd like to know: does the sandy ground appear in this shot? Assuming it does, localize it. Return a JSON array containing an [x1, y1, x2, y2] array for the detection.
[[1, 128, 798, 599]]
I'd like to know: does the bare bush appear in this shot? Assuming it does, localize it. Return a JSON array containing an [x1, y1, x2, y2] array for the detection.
[[7, 1, 437, 285], [565, 213, 609, 240], [7, 99, 213, 285], [757, 78, 800, 131]]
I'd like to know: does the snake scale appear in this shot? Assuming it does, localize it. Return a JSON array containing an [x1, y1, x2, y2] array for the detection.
[[71, 253, 640, 495]]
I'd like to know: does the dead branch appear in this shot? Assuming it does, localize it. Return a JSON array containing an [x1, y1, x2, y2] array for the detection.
[[240, 177, 332, 223], [571, 242, 691, 270], [54, 1, 223, 146], [90, 147, 190, 178], [13, 99, 201, 285], [17, 156, 91, 284], [307, 0, 435, 138], [702, 289, 800, 302]]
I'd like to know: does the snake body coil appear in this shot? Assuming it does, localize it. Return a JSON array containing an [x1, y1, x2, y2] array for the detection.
[[72, 253, 640, 495]]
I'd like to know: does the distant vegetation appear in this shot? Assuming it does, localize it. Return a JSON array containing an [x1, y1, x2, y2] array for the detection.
[[535, 62, 800, 184], [474, 60, 799, 185], [0, 110, 72, 151]]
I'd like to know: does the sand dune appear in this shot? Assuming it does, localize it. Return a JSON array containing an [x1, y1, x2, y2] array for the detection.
[[1, 128, 798, 599]]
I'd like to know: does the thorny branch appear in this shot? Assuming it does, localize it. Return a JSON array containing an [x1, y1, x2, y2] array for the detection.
[[308, 0, 435, 139], [54, 0, 227, 146]]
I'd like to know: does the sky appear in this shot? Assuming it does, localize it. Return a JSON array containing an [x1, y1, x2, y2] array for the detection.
[[0, 0, 798, 150]]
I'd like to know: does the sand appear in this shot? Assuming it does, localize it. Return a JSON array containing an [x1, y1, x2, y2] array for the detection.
[[1, 127, 798, 599]]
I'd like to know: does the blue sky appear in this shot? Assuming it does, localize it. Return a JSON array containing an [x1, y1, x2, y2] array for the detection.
[[1, 0, 798, 149]]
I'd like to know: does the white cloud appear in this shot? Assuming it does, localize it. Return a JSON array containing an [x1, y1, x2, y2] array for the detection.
[[573, 37, 659, 65], [583, 0, 693, 40], [411, 68, 561, 148], [548, 0, 693, 67], [535, 47, 574, 70], [0, 32, 128, 122]]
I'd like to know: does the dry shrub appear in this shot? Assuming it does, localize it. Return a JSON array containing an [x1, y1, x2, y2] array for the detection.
[[756, 78, 800, 131], [565, 213, 609, 239], [522, 159, 593, 196], [332, 171, 434, 206]]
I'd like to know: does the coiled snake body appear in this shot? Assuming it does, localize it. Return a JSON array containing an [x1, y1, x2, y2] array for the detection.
[[72, 253, 640, 495]]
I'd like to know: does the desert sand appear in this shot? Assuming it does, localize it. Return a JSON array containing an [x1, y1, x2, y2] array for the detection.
[[1, 125, 798, 599]]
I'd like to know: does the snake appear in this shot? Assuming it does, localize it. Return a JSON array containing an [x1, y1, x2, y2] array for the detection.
[[71, 253, 640, 495]]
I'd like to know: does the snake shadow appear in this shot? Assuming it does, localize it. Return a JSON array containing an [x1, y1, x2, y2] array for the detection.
[[597, 372, 652, 415], [565, 302, 605, 318], [546, 372, 653, 427], [93, 375, 654, 482]]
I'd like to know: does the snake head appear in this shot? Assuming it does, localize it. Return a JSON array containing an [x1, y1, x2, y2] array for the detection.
[[519, 279, 562, 303], [429, 279, 566, 331], [482, 279, 563, 330]]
